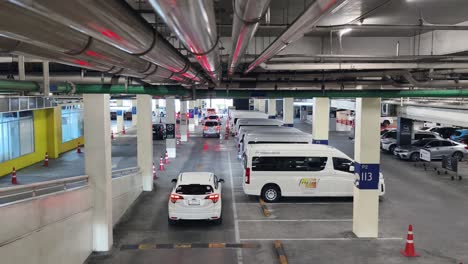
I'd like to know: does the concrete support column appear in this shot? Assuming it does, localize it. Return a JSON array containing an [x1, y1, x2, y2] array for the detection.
[[195, 99, 201, 123], [188, 100, 196, 132], [137, 95, 153, 191], [166, 97, 176, 158], [312, 98, 330, 144], [353, 97, 381, 238], [283, 97, 294, 126], [116, 110, 124, 133], [84, 94, 112, 251], [268, 99, 277, 118], [258, 99, 266, 112], [132, 99, 138, 127], [18, 55, 25, 81], [42, 61, 50, 96], [180, 101, 188, 142]]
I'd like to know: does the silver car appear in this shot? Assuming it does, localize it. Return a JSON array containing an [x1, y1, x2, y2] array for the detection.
[[381, 130, 440, 153], [394, 139, 468, 161], [203, 120, 221, 138]]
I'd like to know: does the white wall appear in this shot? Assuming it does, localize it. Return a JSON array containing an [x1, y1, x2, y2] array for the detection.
[[112, 172, 143, 226], [0, 187, 93, 264]]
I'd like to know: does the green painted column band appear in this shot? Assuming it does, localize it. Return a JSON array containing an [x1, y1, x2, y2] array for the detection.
[[0, 79, 40, 92], [74, 85, 190, 97]]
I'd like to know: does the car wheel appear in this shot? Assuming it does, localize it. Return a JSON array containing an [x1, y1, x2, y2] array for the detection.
[[213, 216, 222, 225], [383, 120, 390, 127], [452, 151, 464, 161], [261, 184, 281, 203], [168, 218, 178, 226], [410, 152, 420, 162], [389, 144, 396, 153]]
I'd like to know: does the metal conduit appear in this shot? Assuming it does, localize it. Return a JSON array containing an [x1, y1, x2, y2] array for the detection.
[[229, 0, 271, 76], [402, 72, 468, 88], [244, 0, 349, 74], [148, 0, 221, 84], [8, 0, 203, 82]]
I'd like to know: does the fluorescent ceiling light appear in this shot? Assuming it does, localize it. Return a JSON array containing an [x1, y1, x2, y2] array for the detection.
[[339, 28, 353, 36]]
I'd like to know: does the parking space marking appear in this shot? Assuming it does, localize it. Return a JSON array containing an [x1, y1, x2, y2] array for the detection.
[[238, 219, 352, 222], [228, 151, 244, 264], [120, 243, 259, 250], [240, 237, 403, 241]]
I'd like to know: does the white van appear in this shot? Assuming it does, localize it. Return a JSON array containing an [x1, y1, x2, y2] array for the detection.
[[234, 118, 283, 136], [237, 126, 301, 147], [242, 144, 385, 202], [239, 132, 312, 159], [229, 111, 269, 133]]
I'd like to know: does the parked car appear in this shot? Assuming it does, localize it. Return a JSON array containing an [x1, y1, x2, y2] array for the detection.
[[203, 121, 221, 138], [380, 130, 439, 153], [455, 134, 468, 145], [451, 129, 468, 141], [431, 127, 461, 139], [393, 139, 468, 161], [168, 172, 224, 225], [152, 123, 166, 140]]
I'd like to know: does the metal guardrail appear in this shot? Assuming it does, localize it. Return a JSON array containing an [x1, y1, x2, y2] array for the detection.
[[112, 167, 140, 178], [0, 175, 89, 204]]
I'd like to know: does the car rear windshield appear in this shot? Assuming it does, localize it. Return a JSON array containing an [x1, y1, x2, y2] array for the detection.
[[176, 184, 213, 195], [382, 131, 397, 139], [454, 131, 462, 136], [205, 121, 218, 126], [208, 116, 218, 119]]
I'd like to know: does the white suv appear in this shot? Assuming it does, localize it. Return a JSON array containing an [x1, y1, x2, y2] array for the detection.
[[168, 172, 224, 225]]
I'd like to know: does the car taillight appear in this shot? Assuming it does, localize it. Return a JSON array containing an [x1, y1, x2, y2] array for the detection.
[[216, 125, 220, 130], [205, 193, 220, 203], [465, 146, 468, 149], [170, 194, 183, 203], [204, 126, 208, 130], [245, 168, 250, 184]]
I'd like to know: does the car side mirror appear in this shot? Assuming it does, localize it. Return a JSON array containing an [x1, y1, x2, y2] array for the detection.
[[171, 179, 177, 184], [349, 165, 355, 172], [218, 179, 225, 183]]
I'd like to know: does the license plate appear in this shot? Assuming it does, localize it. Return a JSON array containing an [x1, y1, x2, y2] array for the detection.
[[189, 199, 200, 205]]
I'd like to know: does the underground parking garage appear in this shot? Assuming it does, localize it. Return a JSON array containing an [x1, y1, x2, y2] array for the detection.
[[0, 0, 468, 263]]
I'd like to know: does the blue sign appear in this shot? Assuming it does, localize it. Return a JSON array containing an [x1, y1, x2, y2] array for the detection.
[[354, 163, 380, 190], [312, 139, 328, 145], [194, 107, 199, 115], [116, 110, 123, 116], [131, 106, 137, 115], [188, 109, 194, 118]]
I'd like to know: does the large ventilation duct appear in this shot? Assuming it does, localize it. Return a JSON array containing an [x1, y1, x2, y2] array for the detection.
[[148, 0, 221, 84], [229, 0, 271, 76], [0, 73, 143, 85], [244, 0, 349, 74], [7, 0, 203, 83]]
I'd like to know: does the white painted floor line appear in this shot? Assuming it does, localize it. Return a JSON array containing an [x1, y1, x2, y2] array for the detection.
[[235, 202, 352, 205], [237, 219, 352, 222], [240, 237, 403, 241], [228, 151, 243, 264]]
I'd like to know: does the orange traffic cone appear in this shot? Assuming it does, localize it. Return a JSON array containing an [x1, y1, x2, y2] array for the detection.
[[153, 162, 157, 180], [122, 126, 126, 135], [43, 152, 49, 167], [401, 225, 420, 257], [165, 151, 169, 164], [159, 156, 164, 171], [11, 167, 17, 185], [77, 142, 82, 154]]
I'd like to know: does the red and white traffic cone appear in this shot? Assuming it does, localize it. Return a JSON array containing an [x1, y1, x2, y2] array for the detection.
[[159, 156, 164, 171], [11, 167, 17, 185], [43, 152, 49, 167], [153, 162, 157, 180], [401, 224, 420, 257], [165, 151, 169, 164], [111, 130, 114, 140], [77, 142, 82, 154], [122, 126, 126, 135]]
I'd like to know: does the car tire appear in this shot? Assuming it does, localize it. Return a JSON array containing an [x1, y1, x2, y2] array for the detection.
[[383, 120, 390, 127], [213, 216, 223, 225], [389, 144, 396, 153], [261, 184, 281, 203], [410, 152, 420, 162], [168, 218, 178, 226], [452, 151, 464, 161]]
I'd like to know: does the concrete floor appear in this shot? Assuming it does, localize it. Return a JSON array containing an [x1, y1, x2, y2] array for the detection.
[[82, 119, 468, 264]]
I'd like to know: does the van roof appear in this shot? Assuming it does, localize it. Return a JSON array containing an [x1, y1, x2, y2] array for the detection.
[[245, 133, 312, 142], [247, 144, 350, 159], [178, 172, 214, 185]]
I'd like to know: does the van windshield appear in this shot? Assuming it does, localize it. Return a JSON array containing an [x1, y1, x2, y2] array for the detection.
[[205, 121, 218, 127]]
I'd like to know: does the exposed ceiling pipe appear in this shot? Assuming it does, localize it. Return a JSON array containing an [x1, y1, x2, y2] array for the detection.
[[228, 0, 271, 76], [402, 71, 468, 88], [0, 1, 196, 84], [148, 0, 221, 84], [244, 0, 350, 74], [260, 62, 468, 71], [315, 23, 468, 32], [0, 73, 143, 85]]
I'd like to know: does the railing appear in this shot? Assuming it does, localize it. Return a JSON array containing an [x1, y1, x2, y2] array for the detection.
[[112, 167, 140, 178], [0, 175, 89, 205]]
